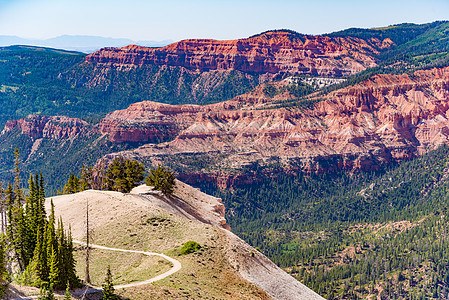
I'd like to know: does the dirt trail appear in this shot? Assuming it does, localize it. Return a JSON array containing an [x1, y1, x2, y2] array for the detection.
[[8, 241, 182, 300], [73, 240, 182, 289]]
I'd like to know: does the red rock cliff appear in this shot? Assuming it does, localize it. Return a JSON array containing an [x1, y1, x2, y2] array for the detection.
[[99, 66, 449, 179], [2, 115, 91, 139], [86, 31, 393, 77]]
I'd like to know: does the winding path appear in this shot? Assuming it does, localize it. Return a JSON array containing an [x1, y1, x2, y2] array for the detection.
[[73, 240, 182, 289], [9, 241, 182, 299]]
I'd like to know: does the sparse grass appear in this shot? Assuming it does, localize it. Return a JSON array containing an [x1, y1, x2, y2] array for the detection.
[[117, 237, 270, 300], [56, 191, 269, 299], [73, 247, 172, 286], [82, 209, 213, 254]]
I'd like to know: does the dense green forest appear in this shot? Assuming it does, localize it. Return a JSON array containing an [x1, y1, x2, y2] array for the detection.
[[321, 21, 449, 95], [63, 62, 260, 105], [197, 145, 449, 298]]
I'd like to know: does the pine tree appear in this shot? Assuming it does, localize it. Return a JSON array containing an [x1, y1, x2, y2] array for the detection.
[[38, 173, 45, 205], [64, 226, 79, 287], [27, 227, 47, 285], [64, 282, 71, 300], [56, 218, 67, 287], [104, 157, 144, 193], [46, 201, 56, 261], [48, 245, 60, 289], [45, 200, 58, 287], [0, 180, 6, 234], [0, 239, 7, 296], [6, 148, 28, 270], [13, 147, 22, 199], [28, 175, 38, 239], [102, 265, 117, 300], [79, 164, 92, 191], [146, 165, 176, 195], [63, 174, 80, 194]]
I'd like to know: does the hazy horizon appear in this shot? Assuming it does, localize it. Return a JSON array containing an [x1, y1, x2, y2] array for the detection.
[[0, 0, 448, 43]]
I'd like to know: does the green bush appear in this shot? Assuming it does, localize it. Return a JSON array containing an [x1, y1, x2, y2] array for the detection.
[[180, 241, 201, 255]]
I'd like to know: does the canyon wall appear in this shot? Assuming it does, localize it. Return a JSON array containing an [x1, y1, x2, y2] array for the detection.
[[2, 115, 91, 139], [5, 66, 449, 187], [86, 31, 393, 77], [96, 66, 449, 183]]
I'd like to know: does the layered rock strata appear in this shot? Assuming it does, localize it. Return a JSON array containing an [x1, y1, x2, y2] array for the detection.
[[87, 31, 393, 77], [2, 115, 91, 139], [4, 67, 449, 186], [98, 66, 449, 183]]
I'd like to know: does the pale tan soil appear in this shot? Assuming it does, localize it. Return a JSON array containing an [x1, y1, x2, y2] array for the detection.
[[8, 181, 323, 300]]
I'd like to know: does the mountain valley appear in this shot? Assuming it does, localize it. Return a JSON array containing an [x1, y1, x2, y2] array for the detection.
[[1, 20, 449, 299]]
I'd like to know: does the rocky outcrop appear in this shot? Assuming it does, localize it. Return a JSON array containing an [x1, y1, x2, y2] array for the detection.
[[98, 66, 449, 182], [2, 115, 91, 139], [96, 81, 295, 143], [97, 102, 202, 143], [87, 30, 393, 77]]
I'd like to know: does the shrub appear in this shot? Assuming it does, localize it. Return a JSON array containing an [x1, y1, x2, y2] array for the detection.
[[180, 241, 201, 255]]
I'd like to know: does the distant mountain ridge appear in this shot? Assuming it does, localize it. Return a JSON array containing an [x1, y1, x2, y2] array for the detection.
[[0, 34, 173, 53], [86, 31, 392, 77]]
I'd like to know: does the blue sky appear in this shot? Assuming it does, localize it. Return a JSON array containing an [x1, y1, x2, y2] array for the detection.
[[0, 0, 448, 41]]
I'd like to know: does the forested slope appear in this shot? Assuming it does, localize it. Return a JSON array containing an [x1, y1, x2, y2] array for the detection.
[[198, 145, 449, 298]]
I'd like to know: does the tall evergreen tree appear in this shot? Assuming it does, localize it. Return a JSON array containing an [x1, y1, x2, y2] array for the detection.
[[0, 239, 7, 297], [102, 265, 117, 300], [64, 226, 79, 287], [48, 245, 60, 289], [45, 201, 56, 276], [0, 180, 6, 234], [4, 150, 79, 290]]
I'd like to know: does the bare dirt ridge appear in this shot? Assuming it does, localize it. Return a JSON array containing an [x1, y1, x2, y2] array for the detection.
[[37, 182, 324, 300]]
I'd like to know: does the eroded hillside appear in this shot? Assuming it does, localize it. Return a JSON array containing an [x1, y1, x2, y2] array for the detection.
[[43, 181, 323, 300], [91, 65, 449, 186]]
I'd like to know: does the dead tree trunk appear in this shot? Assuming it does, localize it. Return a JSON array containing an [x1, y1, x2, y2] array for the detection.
[[85, 198, 91, 284]]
